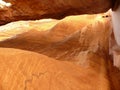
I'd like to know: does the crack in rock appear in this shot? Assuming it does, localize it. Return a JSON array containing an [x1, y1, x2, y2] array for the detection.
[[24, 72, 47, 90]]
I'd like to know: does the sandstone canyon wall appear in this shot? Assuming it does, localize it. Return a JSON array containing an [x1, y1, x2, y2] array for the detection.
[[0, 15, 120, 90], [0, 0, 112, 25], [0, 14, 120, 90], [0, 0, 120, 90]]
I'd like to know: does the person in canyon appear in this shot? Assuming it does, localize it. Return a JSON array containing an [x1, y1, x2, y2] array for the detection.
[[110, 0, 120, 69]]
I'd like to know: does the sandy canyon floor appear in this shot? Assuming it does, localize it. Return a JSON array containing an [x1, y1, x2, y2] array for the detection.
[[0, 14, 120, 90]]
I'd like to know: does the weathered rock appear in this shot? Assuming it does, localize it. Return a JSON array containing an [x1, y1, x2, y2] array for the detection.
[[0, 0, 112, 25], [0, 14, 112, 59], [0, 14, 120, 90], [0, 48, 112, 90]]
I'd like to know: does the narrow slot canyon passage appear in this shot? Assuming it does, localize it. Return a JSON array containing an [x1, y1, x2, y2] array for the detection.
[[0, 0, 120, 90]]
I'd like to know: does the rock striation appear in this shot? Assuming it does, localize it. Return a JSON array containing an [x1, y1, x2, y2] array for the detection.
[[0, 13, 120, 90], [0, 0, 112, 25]]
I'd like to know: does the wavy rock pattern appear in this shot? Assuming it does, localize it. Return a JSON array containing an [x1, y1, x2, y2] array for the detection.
[[0, 14, 120, 90], [0, 0, 112, 25]]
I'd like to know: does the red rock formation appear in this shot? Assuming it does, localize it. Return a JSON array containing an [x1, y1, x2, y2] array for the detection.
[[0, 0, 112, 25], [0, 14, 120, 90]]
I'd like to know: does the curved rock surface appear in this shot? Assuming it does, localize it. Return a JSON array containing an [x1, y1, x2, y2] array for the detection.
[[0, 0, 112, 25], [0, 14, 120, 90]]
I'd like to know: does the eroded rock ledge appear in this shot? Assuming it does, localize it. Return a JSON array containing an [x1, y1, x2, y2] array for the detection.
[[0, 0, 112, 25]]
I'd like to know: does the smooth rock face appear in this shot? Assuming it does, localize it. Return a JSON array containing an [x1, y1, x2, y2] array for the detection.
[[0, 0, 112, 25], [0, 48, 111, 90], [0, 14, 112, 59], [0, 14, 120, 90]]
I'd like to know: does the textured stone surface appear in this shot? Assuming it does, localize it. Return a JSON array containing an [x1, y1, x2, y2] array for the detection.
[[0, 0, 112, 25], [0, 14, 120, 90], [0, 48, 113, 90]]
